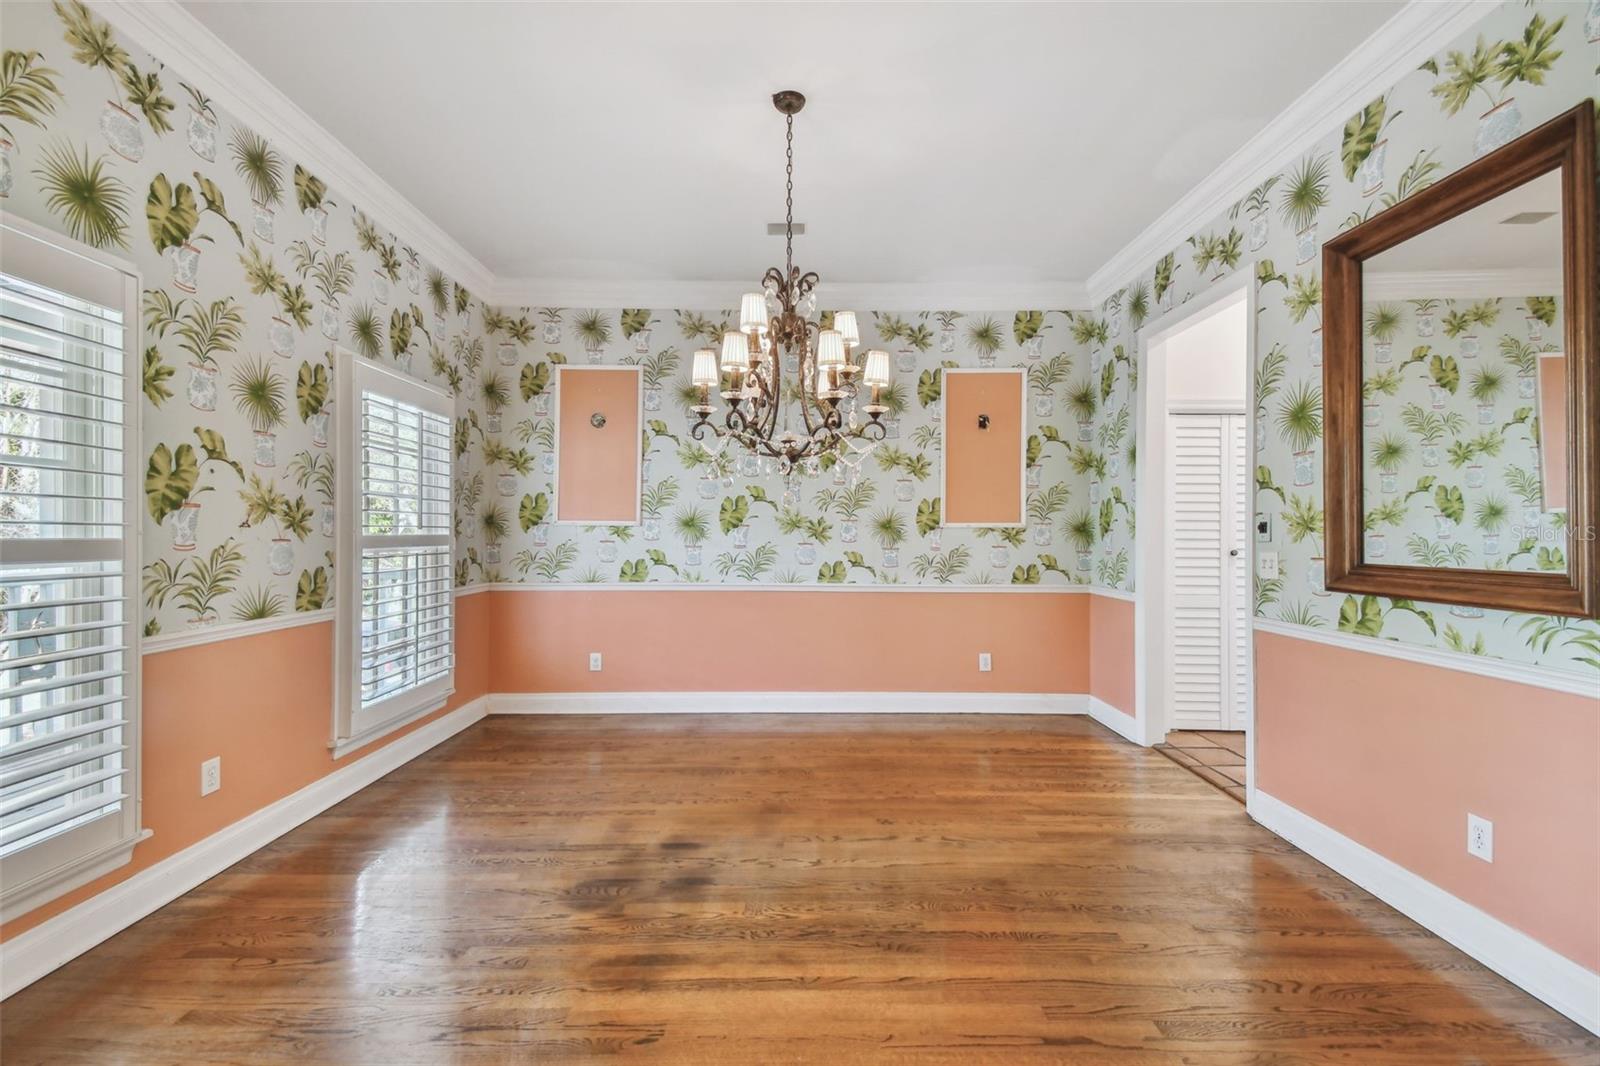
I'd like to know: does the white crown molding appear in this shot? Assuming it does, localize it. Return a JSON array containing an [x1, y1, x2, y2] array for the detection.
[[490, 278, 1091, 313], [0, 697, 487, 1000], [1253, 618, 1599, 698], [1085, 0, 1499, 306], [1251, 790, 1599, 1035], [471, 581, 1089, 595], [1364, 268, 1565, 301], [488, 691, 1087, 715], [141, 608, 334, 655], [88, 0, 495, 297]]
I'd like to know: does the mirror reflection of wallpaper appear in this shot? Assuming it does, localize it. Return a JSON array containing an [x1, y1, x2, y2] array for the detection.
[[1086, 1, 1598, 673], [1360, 295, 1566, 577], [0, 1, 491, 636], [453, 309, 1103, 586]]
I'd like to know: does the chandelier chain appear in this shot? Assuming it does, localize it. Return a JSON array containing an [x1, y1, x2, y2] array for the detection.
[[785, 112, 794, 275]]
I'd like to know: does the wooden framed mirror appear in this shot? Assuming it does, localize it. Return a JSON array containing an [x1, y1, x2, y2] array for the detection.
[[1323, 100, 1596, 618]]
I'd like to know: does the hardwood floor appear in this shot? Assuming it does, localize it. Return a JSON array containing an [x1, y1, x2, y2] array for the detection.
[[3, 714, 1594, 1064]]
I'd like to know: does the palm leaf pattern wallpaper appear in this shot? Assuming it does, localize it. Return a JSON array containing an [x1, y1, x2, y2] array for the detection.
[[3, 0, 1595, 676], [1085, 2, 1598, 673], [2, 2, 492, 636], [454, 308, 1096, 587]]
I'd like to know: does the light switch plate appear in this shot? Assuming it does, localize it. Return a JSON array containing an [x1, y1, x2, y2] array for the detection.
[[1256, 551, 1279, 580]]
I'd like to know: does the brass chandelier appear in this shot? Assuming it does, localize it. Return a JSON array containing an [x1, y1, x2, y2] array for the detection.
[[688, 90, 891, 472]]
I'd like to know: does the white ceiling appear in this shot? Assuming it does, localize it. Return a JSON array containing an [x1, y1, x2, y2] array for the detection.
[[1367, 170, 1564, 274], [182, 1, 1404, 292]]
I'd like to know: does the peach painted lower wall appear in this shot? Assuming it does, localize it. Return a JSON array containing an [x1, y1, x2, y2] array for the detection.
[[0, 590, 490, 941], [1088, 594, 1136, 717], [1254, 629, 1600, 973], [488, 588, 1089, 694]]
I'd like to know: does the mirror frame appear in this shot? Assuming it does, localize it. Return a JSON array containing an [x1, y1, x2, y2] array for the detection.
[[1322, 100, 1596, 618]]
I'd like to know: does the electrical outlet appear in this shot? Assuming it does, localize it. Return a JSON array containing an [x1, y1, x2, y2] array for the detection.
[[200, 757, 221, 796], [978, 652, 992, 672], [589, 652, 602, 672], [1467, 813, 1493, 862], [1257, 551, 1279, 580]]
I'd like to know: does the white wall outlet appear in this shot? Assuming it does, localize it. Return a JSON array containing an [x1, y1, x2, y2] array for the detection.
[[978, 652, 992, 672], [200, 756, 221, 797], [1256, 551, 1279, 580], [1467, 813, 1493, 862], [588, 652, 602, 672]]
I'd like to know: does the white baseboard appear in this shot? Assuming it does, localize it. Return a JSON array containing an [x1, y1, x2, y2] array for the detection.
[[1087, 695, 1144, 744], [0, 697, 487, 1001], [487, 691, 1088, 716], [1250, 790, 1599, 1035]]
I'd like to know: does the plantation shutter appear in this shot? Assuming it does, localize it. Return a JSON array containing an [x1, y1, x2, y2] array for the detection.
[[1168, 414, 1228, 730], [1226, 414, 1250, 726], [1, 219, 143, 918], [335, 354, 453, 754]]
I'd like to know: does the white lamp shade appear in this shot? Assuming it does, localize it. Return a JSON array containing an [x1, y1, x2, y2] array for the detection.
[[816, 329, 845, 367], [863, 349, 891, 387], [720, 330, 750, 369], [691, 348, 719, 387], [740, 293, 768, 333], [833, 311, 859, 347], [816, 367, 836, 397]]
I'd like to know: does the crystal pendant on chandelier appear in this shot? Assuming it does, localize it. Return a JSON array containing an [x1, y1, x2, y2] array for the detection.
[[687, 90, 891, 472]]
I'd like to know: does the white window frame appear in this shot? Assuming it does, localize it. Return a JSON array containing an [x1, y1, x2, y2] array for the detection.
[[332, 348, 454, 758], [0, 212, 147, 922]]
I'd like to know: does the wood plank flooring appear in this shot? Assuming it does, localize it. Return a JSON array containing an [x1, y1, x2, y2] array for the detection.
[[2, 714, 1594, 1064]]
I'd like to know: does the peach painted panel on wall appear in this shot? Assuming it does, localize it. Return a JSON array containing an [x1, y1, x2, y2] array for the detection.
[[1089, 594, 1136, 717], [556, 367, 641, 523], [1254, 629, 1599, 972], [489, 589, 1088, 694], [0, 593, 490, 940], [944, 370, 1025, 526], [1536, 352, 1568, 511]]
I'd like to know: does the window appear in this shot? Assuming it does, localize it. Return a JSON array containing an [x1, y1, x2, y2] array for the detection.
[[1, 216, 143, 920], [333, 351, 453, 756]]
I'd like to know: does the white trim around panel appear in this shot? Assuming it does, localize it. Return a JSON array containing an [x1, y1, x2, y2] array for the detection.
[[142, 609, 336, 655], [1251, 790, 1600, 1036], [1253, 618, 1600, 699], [1085, 0, 1497, 304], [939, 367, 1027, 528], [551, 365, 644, 526]]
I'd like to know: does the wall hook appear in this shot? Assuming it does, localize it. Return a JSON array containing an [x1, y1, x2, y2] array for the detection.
[[977, 414, 990, 430], [590, 412, 607, 429]]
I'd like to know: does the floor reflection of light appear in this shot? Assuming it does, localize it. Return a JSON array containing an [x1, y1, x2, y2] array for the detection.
[[347, 803, 452, 1002]]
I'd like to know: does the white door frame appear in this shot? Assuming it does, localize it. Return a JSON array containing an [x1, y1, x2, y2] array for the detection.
[[1133, 269, 1258, 803]]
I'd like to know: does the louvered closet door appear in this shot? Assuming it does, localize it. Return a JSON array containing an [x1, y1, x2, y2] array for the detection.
[[1167, 413, 1247, 730]]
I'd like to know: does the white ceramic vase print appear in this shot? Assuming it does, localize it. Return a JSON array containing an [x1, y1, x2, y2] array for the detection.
[[269, 538, 294, 576], [0, 136, 14, 198], [1474, 99, 1521, 157], [186, 105, 218, 161], [252, 201, 275, 243], [187, 362, 218, 411], [169, 243, 201, 293], [99, 100, 142, 161], [170, 502, 200, 550]]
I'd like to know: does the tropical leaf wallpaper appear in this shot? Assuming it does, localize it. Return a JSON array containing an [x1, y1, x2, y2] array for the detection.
[[1359, 294, 1566, 576], [1, 2, 489, 635], [454, 308, 1099, 586], [1085, 1, 1598, 673]]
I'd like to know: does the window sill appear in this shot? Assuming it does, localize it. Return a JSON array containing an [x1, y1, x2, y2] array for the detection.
[[330, 691, 452, 760], [0, 828, 151, 925]]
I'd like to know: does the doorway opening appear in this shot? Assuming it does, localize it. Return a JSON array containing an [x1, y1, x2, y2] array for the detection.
[[1134, 278, 1255, 805]]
